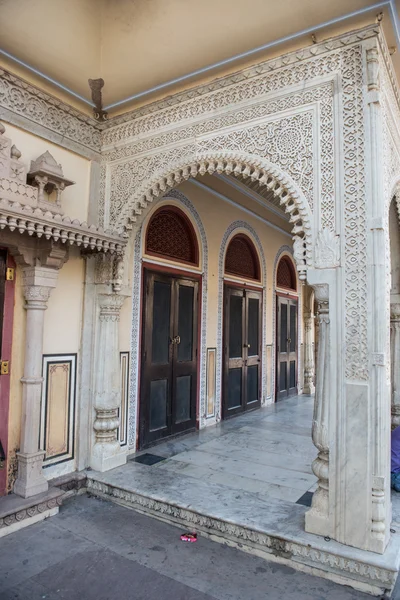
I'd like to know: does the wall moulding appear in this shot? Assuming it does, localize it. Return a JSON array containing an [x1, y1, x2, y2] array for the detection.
[[101, 24, 380, 136], [0, 68, 101, 160]]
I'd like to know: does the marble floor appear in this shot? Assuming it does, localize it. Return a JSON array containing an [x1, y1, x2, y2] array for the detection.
[[133, 394, 317, 505], [87, 395, 400, 594]]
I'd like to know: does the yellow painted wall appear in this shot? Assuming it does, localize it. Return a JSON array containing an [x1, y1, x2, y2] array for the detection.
[[43, 250, 85, 354], [3, 123, 91, 223], [177, 181, 292, 347]]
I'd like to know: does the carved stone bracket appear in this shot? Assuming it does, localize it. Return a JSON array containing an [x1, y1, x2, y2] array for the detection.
[[315, 229, 340, 268]]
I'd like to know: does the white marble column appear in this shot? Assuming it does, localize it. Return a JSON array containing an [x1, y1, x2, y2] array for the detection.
[[391, 302, 400, 428], [303, 311, 315, 395], [90, 292, 128, 472], [305, 283, 330, 535], [14, 267, 58, 498]]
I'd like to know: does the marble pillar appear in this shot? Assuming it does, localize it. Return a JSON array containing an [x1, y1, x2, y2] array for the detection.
[[305, 284, 330, 535], [303, 311, 315, 395], [14, 266, 58, 498], [90, 292, 128, 472], [391, 302, 400, 428]]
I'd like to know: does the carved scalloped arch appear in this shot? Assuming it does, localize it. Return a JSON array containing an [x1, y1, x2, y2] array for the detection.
[[116, 151, 313, 273], [390, 178, 400, 222]]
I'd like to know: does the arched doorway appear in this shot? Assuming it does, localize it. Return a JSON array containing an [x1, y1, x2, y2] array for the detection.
[[139, 205, 201, 448], [222, 233, 262, 419], [275, 255, 298, 400]]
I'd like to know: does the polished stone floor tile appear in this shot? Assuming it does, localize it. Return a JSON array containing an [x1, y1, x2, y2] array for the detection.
[[130, 395, 317, 504]]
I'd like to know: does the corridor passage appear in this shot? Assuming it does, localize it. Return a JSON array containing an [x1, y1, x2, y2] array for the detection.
[[133, 395, 317, 505]]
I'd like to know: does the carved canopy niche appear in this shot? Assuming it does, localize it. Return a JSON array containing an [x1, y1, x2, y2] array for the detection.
[[225, 234, 260, 281], [145, 206, 199, 265]]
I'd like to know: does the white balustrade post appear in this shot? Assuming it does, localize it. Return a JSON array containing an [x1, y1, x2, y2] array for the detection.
[[305, 283, 330, 535], [14, 266, 58, 498], [303, 311, 315, 395], [90, 292, 128, 471], [391, 302, 400, 428]]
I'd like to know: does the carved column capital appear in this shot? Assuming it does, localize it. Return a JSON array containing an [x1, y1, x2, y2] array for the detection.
[[366, 46, 380, 92], [98, 293, 127, 321], [22, 266, 59, 309], [391, 302, 400, 321]]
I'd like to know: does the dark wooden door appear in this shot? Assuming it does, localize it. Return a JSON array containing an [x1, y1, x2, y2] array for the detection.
[[223, 286, 262, 418], [140, 270, 198, 448], [276, 296, 298, 400]]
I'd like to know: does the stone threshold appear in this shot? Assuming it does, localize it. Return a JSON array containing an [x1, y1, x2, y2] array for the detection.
[[0, 487, 64, 538], [86, 463, 400, 597]]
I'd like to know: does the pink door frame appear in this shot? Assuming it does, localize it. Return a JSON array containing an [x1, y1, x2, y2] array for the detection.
[[0, 251, 16, 495]]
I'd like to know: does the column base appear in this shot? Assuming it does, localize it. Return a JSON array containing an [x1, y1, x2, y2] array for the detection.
[[305, 507, 331, 537], [13, 451, 48, 498], [303, 382, 315, 395], [90, 442, 127, 472]]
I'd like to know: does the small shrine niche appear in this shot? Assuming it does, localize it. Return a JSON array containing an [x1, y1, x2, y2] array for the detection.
[[0, 122, 26, 183], [27, 151, 75, 215]]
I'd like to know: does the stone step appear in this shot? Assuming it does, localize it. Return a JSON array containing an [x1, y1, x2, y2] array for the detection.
[[0, 487, 63, 538], [86, 463, 400, 597]]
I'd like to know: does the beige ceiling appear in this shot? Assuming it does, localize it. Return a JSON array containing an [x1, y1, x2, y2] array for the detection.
[[0, 0, 399, 114]]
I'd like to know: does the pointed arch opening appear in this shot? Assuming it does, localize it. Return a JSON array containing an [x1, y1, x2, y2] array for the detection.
[[276, 255, 297, 291], [225, 233, 261, 282], [145, 205, 199, 266]]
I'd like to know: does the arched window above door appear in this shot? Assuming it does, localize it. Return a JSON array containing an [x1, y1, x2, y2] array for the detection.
[[276, 256, 297, 291], [225, 234, 260, 281], [145, 206, 199, 266]]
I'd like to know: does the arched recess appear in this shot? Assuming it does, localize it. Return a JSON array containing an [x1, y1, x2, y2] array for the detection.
[[117, 152, 313, 278], [216, 221, 267, 421], [128, 189, 208, 449], [225, 234, 261, 281], [273, 246, 301, 400], [387, 180, 400, 430], [145, 206, 199, 266]]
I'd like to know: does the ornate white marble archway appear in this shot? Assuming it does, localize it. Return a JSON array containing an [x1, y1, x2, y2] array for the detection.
[[110, 152, 314, 280]]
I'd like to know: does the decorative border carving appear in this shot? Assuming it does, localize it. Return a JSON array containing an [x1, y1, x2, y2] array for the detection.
[[0, 494, 63, 531], [102, 25, 379, 134], [86, 477, 396, 591], [40, 354, 77, 466], [0, 69, 101, 159], [342, 45, 368, 381], [128, 189, 208, 447], [119, 352, 129, 446]]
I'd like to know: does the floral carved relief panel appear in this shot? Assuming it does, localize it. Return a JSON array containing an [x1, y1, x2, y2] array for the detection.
[[100, 36, 378, 383]]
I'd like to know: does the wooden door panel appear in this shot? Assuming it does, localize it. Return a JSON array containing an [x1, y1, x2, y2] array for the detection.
[[223, 286, 262, 418], [140, 270, 198, 448], [276, 297, 298, 400], [140, 272, 174, 446], [171, 279, 198, 434]]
